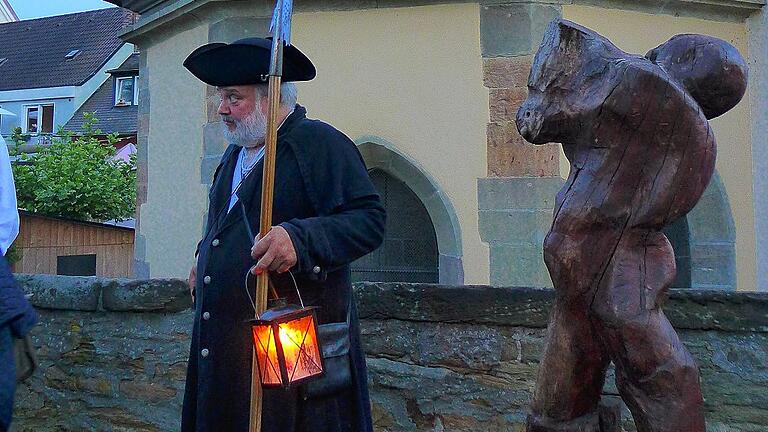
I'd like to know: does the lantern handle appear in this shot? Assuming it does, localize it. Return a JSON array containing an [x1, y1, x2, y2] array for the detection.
[[245, 267, 305, 317], [240, 198, 305, 314]]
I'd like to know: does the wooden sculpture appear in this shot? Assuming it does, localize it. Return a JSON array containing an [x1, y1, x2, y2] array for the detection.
[[515, 19, 748, 432]]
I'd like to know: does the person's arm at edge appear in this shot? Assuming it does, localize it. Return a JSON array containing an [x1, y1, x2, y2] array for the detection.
[[0, 135, 19, 256]]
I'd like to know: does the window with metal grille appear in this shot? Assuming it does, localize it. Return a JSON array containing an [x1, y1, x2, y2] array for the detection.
[[351, 169, 439, 283]]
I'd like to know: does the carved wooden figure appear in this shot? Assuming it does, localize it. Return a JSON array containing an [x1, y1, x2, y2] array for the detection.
[[515, 20, 748, 432]]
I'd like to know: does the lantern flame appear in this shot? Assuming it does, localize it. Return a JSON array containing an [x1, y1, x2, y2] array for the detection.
[[252, 314, 323, 387]]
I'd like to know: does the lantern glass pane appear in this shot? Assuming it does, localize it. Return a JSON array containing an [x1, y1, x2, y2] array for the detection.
[[253, 323, 282, 385], [278, 315, 322, 383]]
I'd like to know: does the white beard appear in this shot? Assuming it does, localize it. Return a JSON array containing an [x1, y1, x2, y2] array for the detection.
[[222, 106, 267, 148]]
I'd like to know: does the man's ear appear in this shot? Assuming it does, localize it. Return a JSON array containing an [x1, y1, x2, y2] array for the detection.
[[259, 93, 270, 115]]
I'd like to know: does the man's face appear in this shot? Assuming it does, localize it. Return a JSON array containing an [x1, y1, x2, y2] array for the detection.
[[217, 85, 268, 148]]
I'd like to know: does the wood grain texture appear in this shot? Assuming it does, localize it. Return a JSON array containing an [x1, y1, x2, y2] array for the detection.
[[13, 213, 134, 278], [514, 19, 747, 432]]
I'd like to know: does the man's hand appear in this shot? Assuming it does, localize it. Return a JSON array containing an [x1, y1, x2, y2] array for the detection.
[[188, 257, 197, 302], [250, 226, 297, 275]]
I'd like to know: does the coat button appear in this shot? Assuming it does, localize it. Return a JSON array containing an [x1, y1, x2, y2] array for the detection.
[[312, 266, 321, 274], [201, 348, 209, 358], [203, 276, 211, 284], [203, 311, 211, 320], [212, 239, 220, 247]]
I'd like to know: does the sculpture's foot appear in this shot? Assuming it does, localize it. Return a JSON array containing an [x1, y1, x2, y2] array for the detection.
[[526, 402, 621, 432]]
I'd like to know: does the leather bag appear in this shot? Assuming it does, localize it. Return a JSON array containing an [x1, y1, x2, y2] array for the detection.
[[14, 334, 36, 382], [300, 301, 353, 400]]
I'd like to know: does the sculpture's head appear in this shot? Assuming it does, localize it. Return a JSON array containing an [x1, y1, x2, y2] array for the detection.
[[516, 20, 748, 145], [515, 19, 626, 145]]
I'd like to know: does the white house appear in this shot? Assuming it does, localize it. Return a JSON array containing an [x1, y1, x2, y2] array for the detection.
[[0, 8, 136, 145]]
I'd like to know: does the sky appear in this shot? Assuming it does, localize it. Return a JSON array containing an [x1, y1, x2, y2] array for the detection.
[[7, 0, 115, 20]]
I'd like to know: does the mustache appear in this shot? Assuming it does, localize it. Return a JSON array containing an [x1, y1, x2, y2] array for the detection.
[[221, 115, 235, 123]]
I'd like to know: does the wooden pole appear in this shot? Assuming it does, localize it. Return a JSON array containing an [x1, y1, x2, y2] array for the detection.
[[249, 0, 291, 429], [248, 71, 283, 432]]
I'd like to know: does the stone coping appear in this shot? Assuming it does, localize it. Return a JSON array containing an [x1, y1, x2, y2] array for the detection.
[[15, 275, 767, 332], [355, 283, 768, 332], [16, 274, 190, 313]]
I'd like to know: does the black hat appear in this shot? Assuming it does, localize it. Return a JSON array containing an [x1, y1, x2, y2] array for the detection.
[[183, 37, 316, 86]]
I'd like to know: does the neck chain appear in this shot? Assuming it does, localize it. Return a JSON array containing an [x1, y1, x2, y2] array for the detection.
[[240, 148, 260, 177]]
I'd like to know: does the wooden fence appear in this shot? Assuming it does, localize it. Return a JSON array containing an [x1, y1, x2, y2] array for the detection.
[[12, 211, 134, 277]]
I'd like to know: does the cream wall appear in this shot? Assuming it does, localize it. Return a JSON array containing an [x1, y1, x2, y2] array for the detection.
[[142, 24, 210, 277], [291, 4, 490, 284], [562, 5, 756, 291], [748, 7, 768, 292]]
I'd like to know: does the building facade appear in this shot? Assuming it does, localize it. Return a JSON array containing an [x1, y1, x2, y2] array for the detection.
[[108, 0, 767, 292], [64, 52, 140, 151], [0, 9, 136, 145]]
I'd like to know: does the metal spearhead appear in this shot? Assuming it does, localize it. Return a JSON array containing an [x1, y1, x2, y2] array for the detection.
[[269, 0, 294, 46]]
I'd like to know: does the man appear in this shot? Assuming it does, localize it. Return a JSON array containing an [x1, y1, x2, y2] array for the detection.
[[0, 135, 37, 432], [181, 38, 385, 432]]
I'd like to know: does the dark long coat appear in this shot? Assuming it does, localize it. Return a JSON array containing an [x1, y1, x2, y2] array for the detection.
[[181, 106, 385, 432], [0, 254, 37, 432]]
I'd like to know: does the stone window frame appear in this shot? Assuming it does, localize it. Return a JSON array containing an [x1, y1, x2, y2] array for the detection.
[[356, 136, 464, 285], [686, 171, 737, 290]]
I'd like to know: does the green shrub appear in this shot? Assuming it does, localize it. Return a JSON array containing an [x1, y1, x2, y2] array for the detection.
[[11, 113, 136, 221]]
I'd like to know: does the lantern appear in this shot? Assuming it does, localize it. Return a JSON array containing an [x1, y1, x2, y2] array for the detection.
[[250, 301, 324, 388]]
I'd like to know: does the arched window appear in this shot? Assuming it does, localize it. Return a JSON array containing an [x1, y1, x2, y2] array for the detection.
[[661, 171, 736, 290], [662, 216, 692, 289], [351, 169, 439, 283]]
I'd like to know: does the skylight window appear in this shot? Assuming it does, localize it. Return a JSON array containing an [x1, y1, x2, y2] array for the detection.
[[65, 50, 82, 60]]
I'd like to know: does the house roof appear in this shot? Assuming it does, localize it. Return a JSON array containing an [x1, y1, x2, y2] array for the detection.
[[64, 53, 139, 135], [102, 1, 164, 14], [107, 52, 139, 75], [0, 8, 136, 91], [19, 210, 135, 231]]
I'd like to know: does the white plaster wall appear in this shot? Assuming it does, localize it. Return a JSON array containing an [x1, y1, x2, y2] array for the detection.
[[141, 24, 209, 278], [0, 45, 134, 137]]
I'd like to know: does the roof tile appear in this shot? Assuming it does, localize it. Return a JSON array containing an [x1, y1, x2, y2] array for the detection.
[[0, 8, 136, 91]]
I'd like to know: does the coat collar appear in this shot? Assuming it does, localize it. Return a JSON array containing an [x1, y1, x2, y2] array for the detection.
[[277, 104, 306, 140]]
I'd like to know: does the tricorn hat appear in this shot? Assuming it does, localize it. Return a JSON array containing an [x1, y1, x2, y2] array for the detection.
[[183, 37, 316, 86]]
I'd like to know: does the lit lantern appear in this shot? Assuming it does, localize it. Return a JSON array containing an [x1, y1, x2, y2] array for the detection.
[[250, 302, 324, 388]]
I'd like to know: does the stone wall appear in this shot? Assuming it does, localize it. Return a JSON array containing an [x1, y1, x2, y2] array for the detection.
[[359, 284, 768, 432], [11, 275, 191, 431], [10, 276, 768, 431]]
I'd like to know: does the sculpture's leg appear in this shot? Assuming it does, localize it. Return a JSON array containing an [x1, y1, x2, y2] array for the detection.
[[527, 228, 615, 431], [591, 231, 704, 432], [526, 298, 612, 432]]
